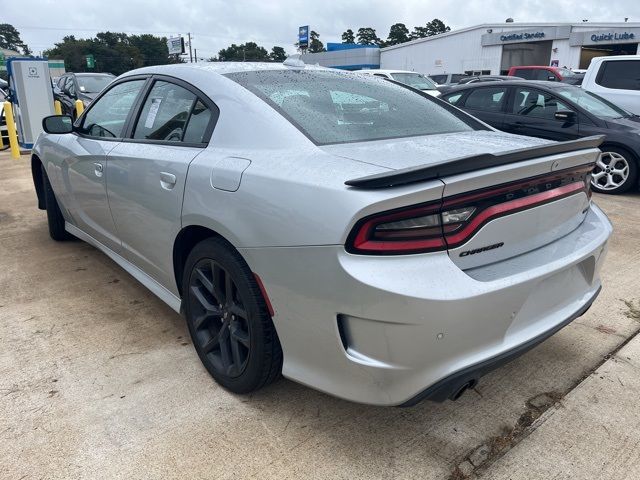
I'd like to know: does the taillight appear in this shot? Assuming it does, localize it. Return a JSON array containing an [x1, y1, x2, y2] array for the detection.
[[346, 165, 592, 255]]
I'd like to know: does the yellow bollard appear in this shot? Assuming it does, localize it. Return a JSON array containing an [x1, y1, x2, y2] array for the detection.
[[54, 100, 62, 115], [74, 99, 84, 117], [3, 102, 21, 160]]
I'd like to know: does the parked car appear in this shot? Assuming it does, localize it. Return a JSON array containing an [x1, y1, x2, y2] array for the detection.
[[441, 80, 639, 193], [355, 69, 440, 96], [582, 55, 640, 115], [507, 66, 579, 82], [437, 75, 524, 94], [54, 72, 115, 117], [32, 62, 611, 406], [0, 88, 7, 149], [429, 73, 469, 86]]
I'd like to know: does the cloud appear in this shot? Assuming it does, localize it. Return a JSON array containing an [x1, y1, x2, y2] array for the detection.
[[5, 0, 638, 59]]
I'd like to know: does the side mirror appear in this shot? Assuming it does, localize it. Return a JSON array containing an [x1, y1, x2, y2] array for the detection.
[[42, 115, 74, 134], [554, 110, 576, 122]]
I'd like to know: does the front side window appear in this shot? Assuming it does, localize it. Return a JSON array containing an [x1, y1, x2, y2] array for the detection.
[[556, 87, 628, 119], [226, 70, 475, 145], [596, 60, 640, 91], [79, 80, 146, 138], [513, 69, 535, 80], [512, 88, 572, 120], [132, 81, 213, 143], [463, 87, 506, 112]]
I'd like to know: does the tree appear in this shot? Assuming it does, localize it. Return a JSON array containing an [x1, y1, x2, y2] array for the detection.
[[385, 23, 410, 46], [0, 24, 31, 55], [341, 29, 355, 44], [308, 31, 325, 53], [270, 46, 287, 62], [217, 42, 269, 61], [44, 32, 178, 75], [357, 27, 382, 46], [411, 19, 451, 39]]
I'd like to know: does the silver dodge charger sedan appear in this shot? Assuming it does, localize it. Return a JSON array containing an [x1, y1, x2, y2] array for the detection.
[[32, 61, 612, 406]]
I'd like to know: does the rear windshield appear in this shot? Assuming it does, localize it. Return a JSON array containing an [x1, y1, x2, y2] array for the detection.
[[225, 69, 474, 145]]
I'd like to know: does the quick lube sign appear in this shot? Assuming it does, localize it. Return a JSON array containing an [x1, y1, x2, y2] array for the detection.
[[500, 31, 545, 42], [590, 31, 635, 42]]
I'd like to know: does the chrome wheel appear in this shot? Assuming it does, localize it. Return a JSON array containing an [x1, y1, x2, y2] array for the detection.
[[592, 152, 630, 191], [188, 259, 251, 378]]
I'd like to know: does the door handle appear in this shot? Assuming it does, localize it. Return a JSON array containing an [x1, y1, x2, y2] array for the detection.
[[93, 162, 103, 178], [160, 172, 177, 190]]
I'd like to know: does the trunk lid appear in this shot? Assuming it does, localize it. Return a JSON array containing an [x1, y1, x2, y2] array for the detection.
[[337, 132, 601, 269]]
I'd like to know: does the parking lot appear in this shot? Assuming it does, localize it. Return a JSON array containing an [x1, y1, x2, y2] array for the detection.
[[1, 150, 640, 479]]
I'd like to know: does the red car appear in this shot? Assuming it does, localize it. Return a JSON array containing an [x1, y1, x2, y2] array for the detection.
[[507, 66, 578, 82]]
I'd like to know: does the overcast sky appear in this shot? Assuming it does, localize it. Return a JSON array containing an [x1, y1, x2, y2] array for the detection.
[[5, 0, 639, 58]]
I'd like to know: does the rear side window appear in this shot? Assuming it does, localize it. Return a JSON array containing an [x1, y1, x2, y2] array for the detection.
[[79, 80, 146, 138], [134, 81, 196, 141], [513, 69, 535, 80], [226, 70, 475, 145], [463, 87, 506, 112], [596, 60, 640, 91]]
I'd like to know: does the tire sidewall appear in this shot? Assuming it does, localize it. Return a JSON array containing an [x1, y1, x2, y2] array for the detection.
[[182, 237, 274, 393]]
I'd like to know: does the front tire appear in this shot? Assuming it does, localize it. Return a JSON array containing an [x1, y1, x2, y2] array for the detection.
[[591, 147, 638, 194], [41, 168, 72, 241], [182, 237, 282, 394]]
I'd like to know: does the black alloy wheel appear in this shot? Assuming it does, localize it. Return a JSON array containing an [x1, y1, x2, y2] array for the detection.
[[183, 237, 282, 393]]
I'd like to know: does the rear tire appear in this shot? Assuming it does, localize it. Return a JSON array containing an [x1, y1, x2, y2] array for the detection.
[[182, 237, 282, 394], [41, 167, 73, 241], [591, 146, 638, 194]]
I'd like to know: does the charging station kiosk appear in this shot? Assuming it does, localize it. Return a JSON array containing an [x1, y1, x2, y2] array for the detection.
[[6, 58, 55, 149]]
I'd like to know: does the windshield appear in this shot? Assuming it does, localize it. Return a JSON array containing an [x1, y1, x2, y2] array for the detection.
[[556, 87, 630, 119], [557, 68, 576, 77], [389, 72, 437, 91], [77, 75, 114, 94], [225, 69, 475, 145]]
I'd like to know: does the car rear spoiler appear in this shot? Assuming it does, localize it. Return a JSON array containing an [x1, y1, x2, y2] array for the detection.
[[344, 135, 605, 189]]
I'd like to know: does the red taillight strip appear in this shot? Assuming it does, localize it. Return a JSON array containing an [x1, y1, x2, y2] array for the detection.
[[444, 181, 586, 248]]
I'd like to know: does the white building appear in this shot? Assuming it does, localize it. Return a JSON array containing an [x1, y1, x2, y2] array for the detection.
[[381, 22, 640, 76]]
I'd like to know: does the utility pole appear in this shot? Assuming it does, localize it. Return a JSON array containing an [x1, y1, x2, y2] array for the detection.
[[188, 32, 193, 63], [194, 49, 197, 63]]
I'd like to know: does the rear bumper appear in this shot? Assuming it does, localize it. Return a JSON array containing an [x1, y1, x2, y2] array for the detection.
[[400, 285, 600, 406], [240, 203, 612, 406]]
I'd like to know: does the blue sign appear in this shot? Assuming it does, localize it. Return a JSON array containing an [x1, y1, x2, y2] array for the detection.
[[590, 32, 635, 42], [500, 31, 545, 42], [298, 25, 309, 48]]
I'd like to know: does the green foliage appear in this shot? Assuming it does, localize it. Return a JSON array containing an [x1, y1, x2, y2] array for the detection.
[[357, 27, 382, 46], [309, 31, 325, 53], [411, 19, 451, 39], [44, 32, 180, 75], [270, 46, 287, 62], [385, 23, 411, 46], [341, 29, 355, 44], [218, 42, 269, 61], [0, 24, 31, 55]]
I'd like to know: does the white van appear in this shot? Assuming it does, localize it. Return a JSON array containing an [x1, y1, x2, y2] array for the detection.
[[582, 56, 640, 115]]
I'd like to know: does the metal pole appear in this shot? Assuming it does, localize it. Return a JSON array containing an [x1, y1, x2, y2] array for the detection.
[[194, 48, 197, 63], [188, 32, 193, 63], [3, 101, 21, 160]]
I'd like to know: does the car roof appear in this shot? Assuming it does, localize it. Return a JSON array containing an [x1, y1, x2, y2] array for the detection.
[[356, 69, 420, 74], [441, 80, 574, 93], [69, 72, 115, 77], [122, 62, 329, 79]]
